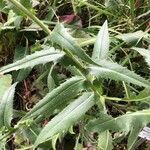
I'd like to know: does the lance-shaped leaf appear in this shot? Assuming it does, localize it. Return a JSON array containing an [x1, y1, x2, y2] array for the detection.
[[0, 74, 12, 99], [34, 92, 95, 147], [92, 20, 109, 60], [0, 82, 17, 128], [127, 125, 142, 150], [22, 77, 85, 120], [16, 122, 41, 144], [86, 111, 150, 135], [89, 60, 150, 89], [104, 89, 150, 102], [105, 0, 123, 9], [50, 23, 96, 65], [0, 47, 64, 74], [86, 110, 150, 150], [98, 130, 113, 150], [132, 47, 150, 67], [116, 31, 145, 45], [126, 89, 150, 102], [12, 45, 31, 82]]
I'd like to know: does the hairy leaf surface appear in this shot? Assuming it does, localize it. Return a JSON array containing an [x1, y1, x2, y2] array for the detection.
[[86, 110, 150, 149], [50, 23, 96, 64], [132, 47, 150, 67], [89, 60, 150, 88], [22, 77, 85, 120], [98, 130, 113, 150], [34, 92, 95, 146], [92, 20, 109, 60], [0, 82, 17, 128], [127, 89, 150, 102], [86, 109, 150, 133], [128, 125, 142, 150], [0, 47, 64, 74], [116, 31, 145, 45], [0, 74, 12, 99]]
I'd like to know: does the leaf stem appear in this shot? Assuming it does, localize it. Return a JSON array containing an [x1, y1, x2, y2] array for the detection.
[[63, 49, 102, 97], [7, 0, 51, 35], [104, 96, 122, 101], [123, 81, 130, 99], [15, 145, 34, 150], [79, 38, 96, 47]]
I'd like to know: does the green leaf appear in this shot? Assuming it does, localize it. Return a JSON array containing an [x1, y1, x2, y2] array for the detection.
[[0, 0, 6, 12], [4, 10, 22, 27], [86, 109, 150, 133], [126, 89, 150, 102], [132, 47, 150, 67], [86, 110, 150, 147], [22, 76, 85, 120], [32, 0, 40, 7], [20, 0, 32, 10], [127, 125, 142, 150], [47, 64, 56, 92], [74, 143, 82, 150], [89, 60, 150, 89], [17, 122, 40, 144], [52, 134, 59, 150], [105, 0, 122, 9], [104, 89, 150, 102], [0, 82, 17, 128], [97, 130, 113, 150], [74, 134, 82, 150], [0, 47, 64, 74], [13, 46, 27, 61], [92, 20, 109, 60], [47, 74, 55, 92], [6, 0, 35, 16], [34, 92, 95, 147], [0, 74, 12, 99], [0, 132, 6, 149], [116, 31, 145, 45], [13, 46, 31, 82], [50, 23, 95, 64]]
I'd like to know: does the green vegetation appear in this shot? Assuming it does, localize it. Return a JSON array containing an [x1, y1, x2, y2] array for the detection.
[[0, 0, 149, 149]]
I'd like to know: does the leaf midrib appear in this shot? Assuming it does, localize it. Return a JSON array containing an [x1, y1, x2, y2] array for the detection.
[[90, 66, 150, 87], [92, 111, 150, 129], [36, 94, 94, 145], [0, 51, 63, 73], [24, 78, 84, 118], [2, 86, 11, 126]]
